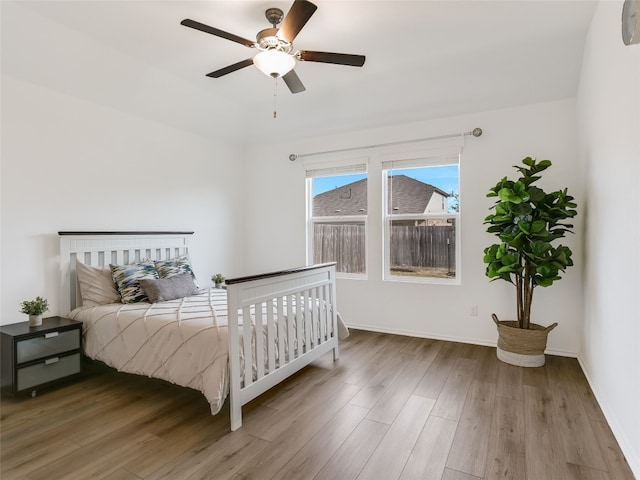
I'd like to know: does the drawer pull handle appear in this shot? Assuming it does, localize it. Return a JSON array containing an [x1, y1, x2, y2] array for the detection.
[[45, 332, 59, 339], [45, 357, 59, 365]]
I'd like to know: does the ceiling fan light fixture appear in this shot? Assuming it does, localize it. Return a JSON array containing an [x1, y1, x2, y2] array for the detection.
[[253, 50, 295, 78]]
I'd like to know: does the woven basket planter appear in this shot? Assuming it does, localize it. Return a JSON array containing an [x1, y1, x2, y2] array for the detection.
[[492, 314, 557, 367]]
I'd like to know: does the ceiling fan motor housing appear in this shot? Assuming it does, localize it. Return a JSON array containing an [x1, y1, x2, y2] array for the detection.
[[256, 28, 293, 57]]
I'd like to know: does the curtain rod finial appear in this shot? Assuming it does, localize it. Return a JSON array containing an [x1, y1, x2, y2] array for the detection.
[[472, 128, 483, 137], [289, 154, 298, 161]]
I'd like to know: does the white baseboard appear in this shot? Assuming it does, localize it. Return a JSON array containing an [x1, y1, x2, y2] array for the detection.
[[577, 356, 640, 479], [345, 322, 578, 358]]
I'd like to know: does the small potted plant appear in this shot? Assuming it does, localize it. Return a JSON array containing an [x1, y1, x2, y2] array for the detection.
[[211, 273, 225, 289], [20, 296, 49, 327], [483, 157, 577, 367]]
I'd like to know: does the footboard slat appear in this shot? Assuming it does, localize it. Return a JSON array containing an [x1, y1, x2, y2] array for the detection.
[[303, 290, 310, 353], [287, 295, 295, 364], [319, 285, 326, 344], [296, 291, 304, 357], [226, 263, 338, 430], [255, 302, 265, 380], [242, 305, 253, 388], [266, 299, 276, 374], [277, 296, 286, 368], [311, 287, 318, 348]]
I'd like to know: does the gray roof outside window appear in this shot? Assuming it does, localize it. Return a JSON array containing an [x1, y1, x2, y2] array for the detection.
[[313, 175, 449, 216]]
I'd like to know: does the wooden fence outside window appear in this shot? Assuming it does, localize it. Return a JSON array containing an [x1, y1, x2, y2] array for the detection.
[[313, 224, 455, 275]]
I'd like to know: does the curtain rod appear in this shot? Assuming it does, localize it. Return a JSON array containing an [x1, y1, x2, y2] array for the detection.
[[288, 127, 482, 161]]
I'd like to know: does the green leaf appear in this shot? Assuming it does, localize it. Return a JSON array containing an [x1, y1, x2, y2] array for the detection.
[[530, 241, 552, 256], [500, 252, 519, 264], [486, 264, 501, 278], [536, 264, 557, 277], [536, 277, 556, 287], [531, 220, 546, 233], [498, 188, 523, 204], [518, 221, 531, 234], [537, 159, 552, 169], [528, 186, 545, 202], [513, 181, 529, 200], [495, 203, 509, 215]]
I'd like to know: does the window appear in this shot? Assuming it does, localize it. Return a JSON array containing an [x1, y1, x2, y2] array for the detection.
[[306, 163, 368, 277], [383, 155, 460, 283]]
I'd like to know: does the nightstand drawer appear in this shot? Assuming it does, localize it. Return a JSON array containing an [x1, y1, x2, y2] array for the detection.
[[17, 353, 81, 391], [16, 329, 80, 364]]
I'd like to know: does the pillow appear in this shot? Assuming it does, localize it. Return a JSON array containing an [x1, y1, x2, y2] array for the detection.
[[154, 255, 199, 288], [110, 261, 159, 304], [76, 261, 121, 307], [139, 273, 199, 303]]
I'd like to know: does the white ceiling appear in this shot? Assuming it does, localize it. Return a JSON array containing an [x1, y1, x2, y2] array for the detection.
[[1, 1, 597, 147]]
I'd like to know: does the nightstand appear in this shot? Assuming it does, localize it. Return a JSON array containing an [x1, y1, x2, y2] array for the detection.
[[0, 316, 82, 396]]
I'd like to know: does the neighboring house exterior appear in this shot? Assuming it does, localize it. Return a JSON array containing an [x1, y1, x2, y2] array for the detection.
[[313, 175, 451, 225]]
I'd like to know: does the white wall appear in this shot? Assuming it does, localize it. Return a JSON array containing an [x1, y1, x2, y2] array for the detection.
[[577, 1, 640, 476], [244, 98, 583, 355], [1, 75, 246, 323]]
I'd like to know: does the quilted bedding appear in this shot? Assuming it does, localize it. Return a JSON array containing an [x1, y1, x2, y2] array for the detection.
[[69, 288, 348, 414], [69, 288, 234, 414]]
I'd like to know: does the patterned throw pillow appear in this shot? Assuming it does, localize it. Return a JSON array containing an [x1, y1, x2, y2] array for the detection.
[[154, 255, 200, 289], [76, 261, 121, 307], [110, 262, 159, 304]]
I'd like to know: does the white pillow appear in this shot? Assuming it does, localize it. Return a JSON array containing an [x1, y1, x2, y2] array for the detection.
[[76, 261, 121, 307]]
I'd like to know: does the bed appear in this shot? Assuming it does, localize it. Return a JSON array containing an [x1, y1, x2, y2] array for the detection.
[[59, 231, 345, 430]]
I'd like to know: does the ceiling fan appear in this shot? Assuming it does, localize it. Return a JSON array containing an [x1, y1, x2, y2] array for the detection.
[[180, 0, 366, 94]]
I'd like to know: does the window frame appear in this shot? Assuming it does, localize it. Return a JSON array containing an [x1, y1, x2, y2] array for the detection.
[[305, 161, 369, 280], [382, 156, 461, 285]]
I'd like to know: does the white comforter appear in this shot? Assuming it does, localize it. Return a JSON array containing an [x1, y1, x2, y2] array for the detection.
[[70, 288, 233, 414], [69, 288, 348, 414]]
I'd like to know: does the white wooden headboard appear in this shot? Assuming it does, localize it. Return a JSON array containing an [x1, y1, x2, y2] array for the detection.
[[59, 231, 194, 314]]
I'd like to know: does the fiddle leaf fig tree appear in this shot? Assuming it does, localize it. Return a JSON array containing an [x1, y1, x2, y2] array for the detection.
[[483, 157, 577, 329]]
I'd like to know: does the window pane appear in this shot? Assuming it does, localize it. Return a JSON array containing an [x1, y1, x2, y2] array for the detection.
[[387, 165, 459, 214], [313, 222, 366, 274], [309, 171, 367, 276], [313, 173, 367, 216], [389, 218, 456, 279], [385, 162, 459, 282]]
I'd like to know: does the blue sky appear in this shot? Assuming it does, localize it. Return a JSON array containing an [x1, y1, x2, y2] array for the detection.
[[313, 165, 459, 196]]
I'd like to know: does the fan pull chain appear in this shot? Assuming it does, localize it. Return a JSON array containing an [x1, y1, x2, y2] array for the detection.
[[273, 76, 278, 119]]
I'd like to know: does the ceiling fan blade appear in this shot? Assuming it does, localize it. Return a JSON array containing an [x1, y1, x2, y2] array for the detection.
[[299, 50, 366, 67], [282, 70, 306, 94], [277, 0, 317, 43], [181, 19, 255, 48], [206, 58, 254, 78]]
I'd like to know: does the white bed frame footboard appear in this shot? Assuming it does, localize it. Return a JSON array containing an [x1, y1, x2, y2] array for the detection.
[[58, 232, 339, 431], [226, 263, 338, 430]]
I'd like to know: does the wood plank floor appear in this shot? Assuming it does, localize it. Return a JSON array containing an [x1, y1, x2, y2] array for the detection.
[[1, 329, 635, 480]]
